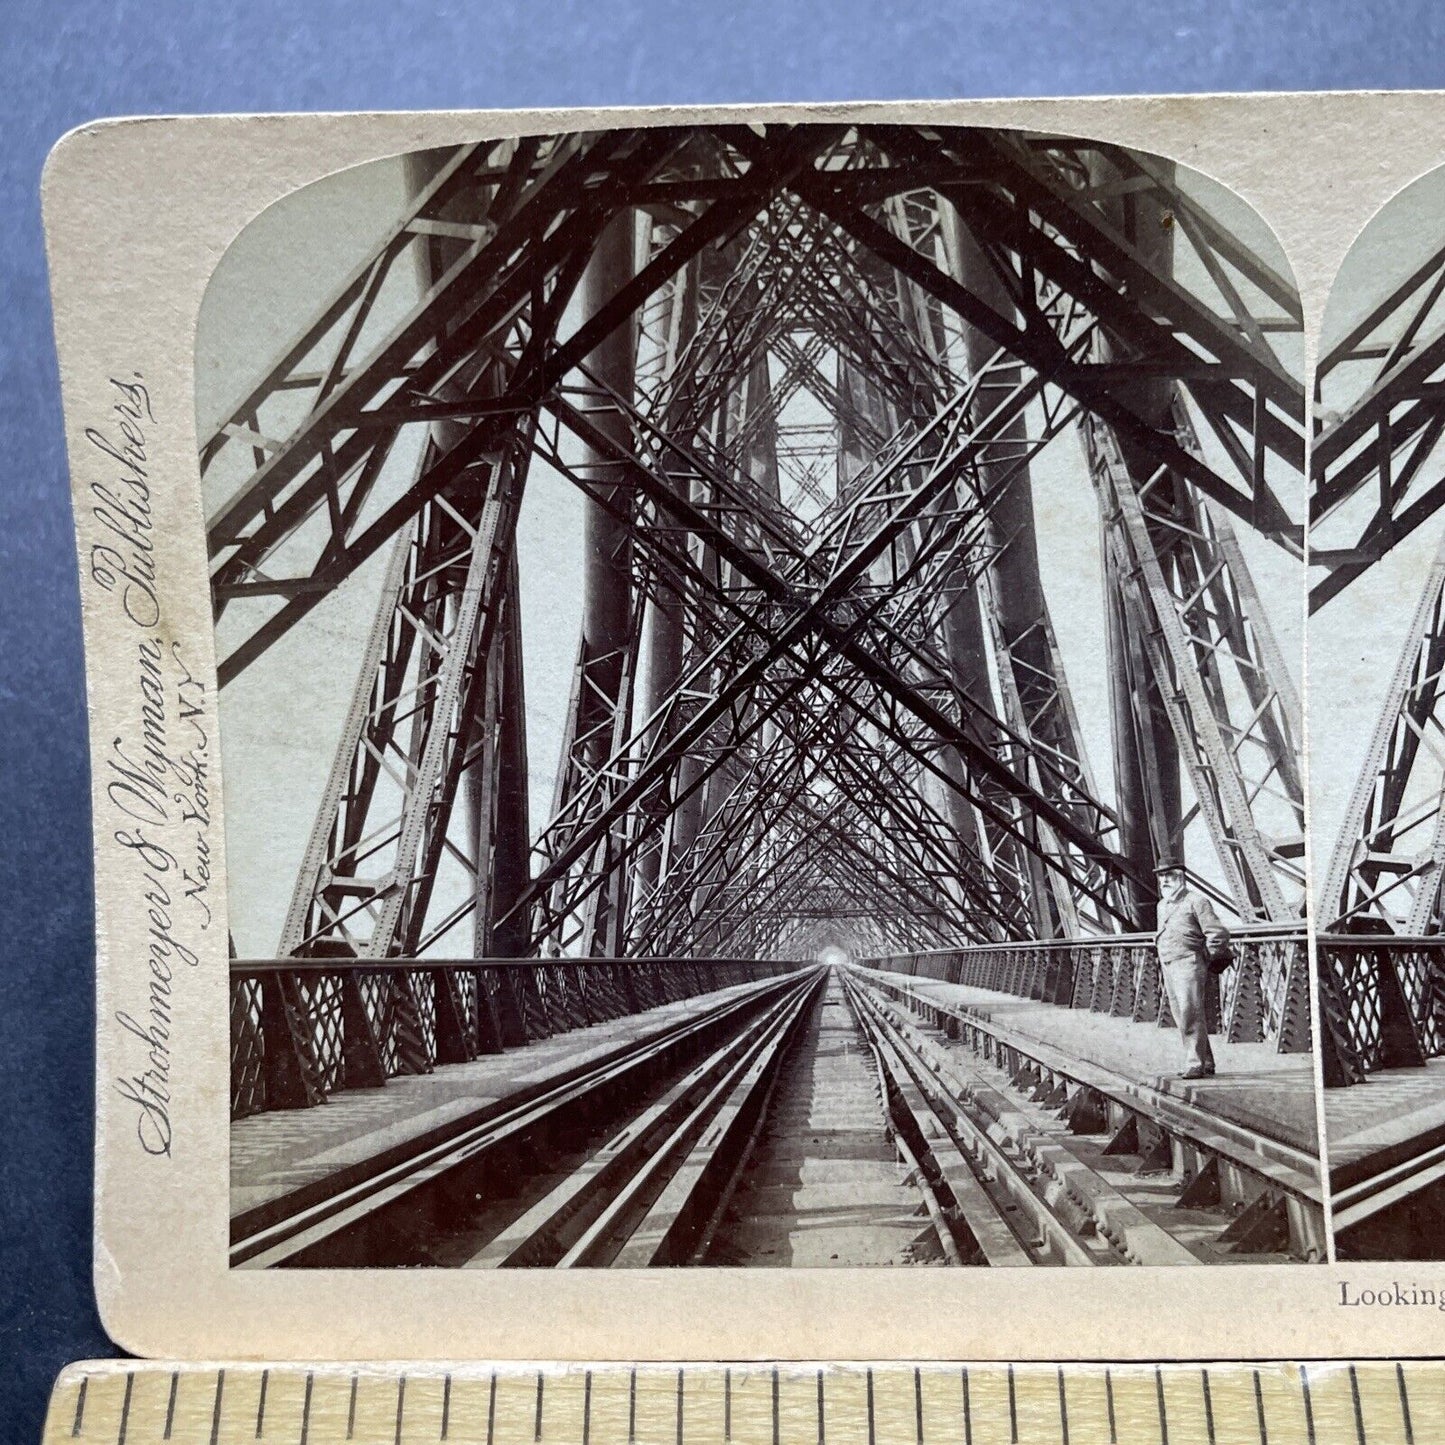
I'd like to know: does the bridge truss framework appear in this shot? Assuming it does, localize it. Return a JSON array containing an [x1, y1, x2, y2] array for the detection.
[[202, 123, 1311, 1100], [1313, 235, 1445, 1084]]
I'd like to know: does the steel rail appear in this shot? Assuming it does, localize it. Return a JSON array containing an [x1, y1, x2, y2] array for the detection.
[[843, 971, 1092, 1266], [230, 967, 813, 1267], [467, 967, 826, 1267], [856, 967, 1322, 1207], [846, 973, 1207, 1267], [1332, 1140, 1445, 1241], [847, 968, 1324, 1262]]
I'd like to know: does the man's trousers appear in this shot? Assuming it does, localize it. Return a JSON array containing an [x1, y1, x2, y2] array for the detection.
[[1160, 957, 1215, 1074]]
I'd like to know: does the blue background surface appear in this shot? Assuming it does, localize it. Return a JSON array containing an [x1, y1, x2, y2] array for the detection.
[[4, 1, 1445, 1436]]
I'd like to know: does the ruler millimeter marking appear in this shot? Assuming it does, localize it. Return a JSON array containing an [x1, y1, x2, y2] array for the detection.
[[44, 1360, 1436, 1444]]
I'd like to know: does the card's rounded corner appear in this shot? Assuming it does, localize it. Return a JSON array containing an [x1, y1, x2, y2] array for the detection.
[[43, 116, 161, 194], [91, 1243, 161, 1361]]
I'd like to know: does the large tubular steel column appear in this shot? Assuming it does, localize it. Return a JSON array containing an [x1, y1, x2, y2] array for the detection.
[[668, 241, 739, 893], [403, 152, 533, 958], [573, 208, 638, 953], [634, 246, 698, 899], [1089, 152, 1183, 927], [488, 577, 533, 956], [943, 210, 1070, 938]]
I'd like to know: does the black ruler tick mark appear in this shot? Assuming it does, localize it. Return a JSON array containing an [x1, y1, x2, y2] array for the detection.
[[116, 1373, 134, 1445], [210, 1370, 227, 1445], [299, 1374, 313, 1445]]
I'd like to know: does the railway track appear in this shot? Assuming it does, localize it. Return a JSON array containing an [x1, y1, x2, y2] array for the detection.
[[233, 964, 1320, 1269], [845, 969, 1324, 1265], [231, 966, 832, 1269], [1332, 1138, 1445, 1256]]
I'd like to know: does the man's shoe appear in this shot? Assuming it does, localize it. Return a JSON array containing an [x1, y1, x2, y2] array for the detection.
[[1178, 1065, 1214, 1080]]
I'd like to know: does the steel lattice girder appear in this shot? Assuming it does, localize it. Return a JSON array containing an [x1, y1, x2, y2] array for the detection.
[[1085, 408, 1306, 923], [207, 128, 835, 683], [277, 438, 531, 959], [204, 123, 1306, 960], [206, 124, 1301, 674], [517, 137, 1300, 936], [1311, 239, 1445, 611], [881, 182, 1107, 939], [1321, 534, 1445, 934], [773, 126, 1304, 545], [519, 367, 1145, 933], [1312, 233, 1445, 947], [625, 668, 1026, 957]]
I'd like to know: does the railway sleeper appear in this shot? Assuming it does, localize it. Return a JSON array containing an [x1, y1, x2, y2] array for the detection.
[[844, 976, 1090, 1266], [856, 987, 1201, 1266], [232, 971, 812, 1268], [848, 974, 1317, 1265], [466, 974, 824, 1267]]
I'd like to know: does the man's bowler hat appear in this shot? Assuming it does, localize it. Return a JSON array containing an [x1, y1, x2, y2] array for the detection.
[[1152, 855, 1185, 874]]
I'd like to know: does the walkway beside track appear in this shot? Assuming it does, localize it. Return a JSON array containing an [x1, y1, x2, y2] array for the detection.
[[1324, 1061, 1445, 1255], [865, 974, 1319, 1154], [704, 972, 934, 1266], [1326, 1060, 1445, 1182], [231, 973, 802, 1226]]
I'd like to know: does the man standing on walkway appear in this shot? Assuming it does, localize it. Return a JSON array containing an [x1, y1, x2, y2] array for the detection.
[[1153, 857, 1231, 1080]]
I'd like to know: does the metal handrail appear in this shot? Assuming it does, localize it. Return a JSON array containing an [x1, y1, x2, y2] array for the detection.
[[230, 955, 806, 1120], [859, 922, 1305, 965], [859, 930, 1313, 1057], [230, 956, 798, 974], [1315, 934, 1445, 1083]]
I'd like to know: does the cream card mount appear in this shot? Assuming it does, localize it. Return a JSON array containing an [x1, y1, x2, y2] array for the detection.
[[40, 94, 1445, 1362]]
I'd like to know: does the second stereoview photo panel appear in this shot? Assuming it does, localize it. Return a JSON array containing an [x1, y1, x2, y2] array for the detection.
[[208, 121, 1319, 1271], [1313, 165, 1445, 1262]]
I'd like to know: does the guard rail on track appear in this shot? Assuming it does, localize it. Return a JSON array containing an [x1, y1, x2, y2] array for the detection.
[[859, 926, 1312, 1056], [230, 956, 802, 1119]]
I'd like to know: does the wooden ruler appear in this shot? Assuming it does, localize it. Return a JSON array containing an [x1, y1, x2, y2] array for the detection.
[[41, 1360, 1440, 1444]]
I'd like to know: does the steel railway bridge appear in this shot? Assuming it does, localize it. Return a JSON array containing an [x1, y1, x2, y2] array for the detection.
[[1312, 233, 1445, 1257], [218, 123, 1321, 1268]]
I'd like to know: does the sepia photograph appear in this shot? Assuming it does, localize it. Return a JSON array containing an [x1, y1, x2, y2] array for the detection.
[[199, 121, 1322, 1271], [1312, 165, 1445, 1260]]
